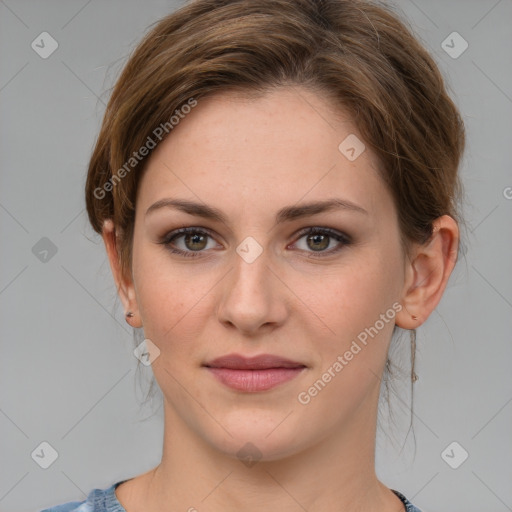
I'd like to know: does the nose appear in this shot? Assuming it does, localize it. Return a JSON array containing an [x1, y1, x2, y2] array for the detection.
[[216, 243, 288, 336]]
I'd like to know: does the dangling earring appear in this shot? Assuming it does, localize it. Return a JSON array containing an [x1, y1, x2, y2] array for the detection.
[[410, 328, 418, 382]]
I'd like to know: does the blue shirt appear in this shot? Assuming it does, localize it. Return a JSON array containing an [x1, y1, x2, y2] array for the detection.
[[40, 480, 423, 511]]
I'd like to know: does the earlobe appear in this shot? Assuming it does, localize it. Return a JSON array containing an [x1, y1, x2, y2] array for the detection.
[[101, 219, 142, 328], [395, 215, 459, 330]]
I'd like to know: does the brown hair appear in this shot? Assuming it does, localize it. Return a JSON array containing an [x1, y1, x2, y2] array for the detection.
[[86, 0, 465, 281]]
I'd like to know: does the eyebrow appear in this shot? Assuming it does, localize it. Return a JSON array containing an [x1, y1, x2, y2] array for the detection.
[[145, 197, 368, 224]]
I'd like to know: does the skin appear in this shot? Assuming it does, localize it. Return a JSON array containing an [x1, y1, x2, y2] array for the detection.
[[102, 86, 458, 512]]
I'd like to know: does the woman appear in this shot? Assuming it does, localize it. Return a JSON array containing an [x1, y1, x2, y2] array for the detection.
[[42, 0, 465, 510]]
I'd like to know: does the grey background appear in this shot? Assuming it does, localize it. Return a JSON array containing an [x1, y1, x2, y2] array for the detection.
[[0, 1, 511, 511]]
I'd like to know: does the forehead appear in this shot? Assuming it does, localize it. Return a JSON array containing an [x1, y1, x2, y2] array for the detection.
[[136, 87, 390, 220]]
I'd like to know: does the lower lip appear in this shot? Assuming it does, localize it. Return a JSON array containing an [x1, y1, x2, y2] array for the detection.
[[206, 367, 305, 392]]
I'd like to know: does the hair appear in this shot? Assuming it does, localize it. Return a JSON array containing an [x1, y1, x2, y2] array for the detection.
[[85, 0, 465, 431]]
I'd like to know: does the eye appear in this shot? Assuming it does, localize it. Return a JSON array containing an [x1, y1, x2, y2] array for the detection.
[[159, 227, 219, 258], [159, 226, 351, 259], [291, 227, 351, 257]]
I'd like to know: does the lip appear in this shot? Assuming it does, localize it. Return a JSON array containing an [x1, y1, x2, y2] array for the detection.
[[203, 353, 307, 392], [205, 353, 306, 370]]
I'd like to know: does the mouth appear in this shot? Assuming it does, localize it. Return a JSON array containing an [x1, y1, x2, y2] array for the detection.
[[203, 353, 307, 392]]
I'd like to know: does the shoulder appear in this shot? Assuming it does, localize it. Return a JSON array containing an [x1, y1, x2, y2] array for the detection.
[[392, 489, 424, 512], [39, 481, 126, 512], [40, 502, 87, 512]]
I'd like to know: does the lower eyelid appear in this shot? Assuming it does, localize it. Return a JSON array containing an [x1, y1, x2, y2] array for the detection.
[[165, 233, 219, 255], [162, 228, 350, 256], [292, 234, 348, 255], [168, 246, 343, 260]]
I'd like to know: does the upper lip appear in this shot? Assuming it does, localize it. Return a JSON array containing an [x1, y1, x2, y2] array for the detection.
[[204, 353, 306, 370]]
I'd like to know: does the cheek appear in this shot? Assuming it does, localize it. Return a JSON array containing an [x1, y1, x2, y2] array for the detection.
[[308, 251, 401, 332], [299, 248, 403, 384], [293, 259, 401, 419], [132, 243, 197, 345]]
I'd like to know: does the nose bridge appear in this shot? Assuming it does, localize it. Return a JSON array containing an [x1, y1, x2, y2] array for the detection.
[[217, 235, 285, 332], [228, 236, 272, 306]]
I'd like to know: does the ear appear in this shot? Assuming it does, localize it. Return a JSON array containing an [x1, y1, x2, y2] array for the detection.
[[101, 219, 142, 328], [395, 215, 459, 329]]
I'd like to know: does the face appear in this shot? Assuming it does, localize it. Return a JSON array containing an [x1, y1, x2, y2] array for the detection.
[[128, 87, 408, 460]]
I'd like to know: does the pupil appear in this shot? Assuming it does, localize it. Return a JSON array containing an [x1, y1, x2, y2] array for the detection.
[[186, 233, 206, 251], [308, 234, 329, 251]]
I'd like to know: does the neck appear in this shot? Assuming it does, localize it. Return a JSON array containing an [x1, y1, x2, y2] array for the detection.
[[136, 390, 401, 512]]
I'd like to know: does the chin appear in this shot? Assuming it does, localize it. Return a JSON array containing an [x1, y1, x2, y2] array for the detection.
[[199, 410, 314, 463]]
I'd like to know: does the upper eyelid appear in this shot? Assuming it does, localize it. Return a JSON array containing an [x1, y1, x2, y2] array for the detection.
[[165, 226, 349, 248]]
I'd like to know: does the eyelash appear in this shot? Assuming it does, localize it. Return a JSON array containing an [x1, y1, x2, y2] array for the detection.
[[159, 226, 351, 259]]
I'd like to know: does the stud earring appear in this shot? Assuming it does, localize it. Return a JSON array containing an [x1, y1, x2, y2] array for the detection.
[[125, 311, 134, 318]]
